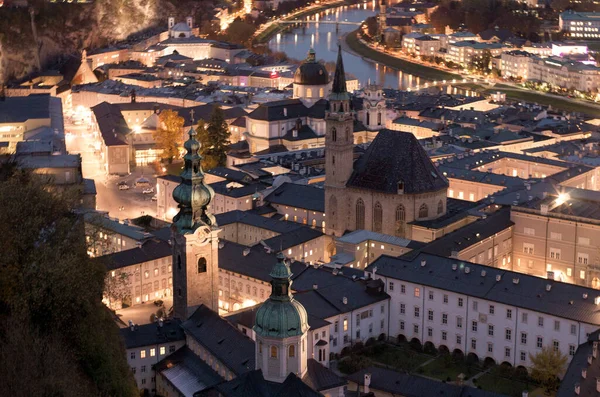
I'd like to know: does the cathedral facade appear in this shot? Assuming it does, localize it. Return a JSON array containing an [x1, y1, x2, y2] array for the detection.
[[324, 47, 449, 242]]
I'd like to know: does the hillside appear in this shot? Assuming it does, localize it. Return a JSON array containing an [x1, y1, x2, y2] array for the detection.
[[0, 0, 219, 83]]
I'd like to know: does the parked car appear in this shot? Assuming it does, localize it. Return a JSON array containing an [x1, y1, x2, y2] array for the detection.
[[142, 188, 154, 194], [118, 183, 129, 191], [135, 177, 151, 188]]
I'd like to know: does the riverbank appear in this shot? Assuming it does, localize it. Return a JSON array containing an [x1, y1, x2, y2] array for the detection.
[[253, 0, 348, 44], [344, 29, 460, 81]]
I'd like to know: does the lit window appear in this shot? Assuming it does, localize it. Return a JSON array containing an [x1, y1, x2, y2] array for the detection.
[[140, 350, 146, 359]]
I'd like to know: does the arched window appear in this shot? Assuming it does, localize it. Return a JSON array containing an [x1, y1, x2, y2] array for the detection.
[[377, 112, 382, 125], [321, 220, 325, 230], [346, 127, 351, 142], [437, 200, 444, 215], [197, 257, 207, 273], [289, 345, 295, 358], [395, 205, 405, 237], [306, 88, 312, 97], [319, 87, 324, 97], [329, 195, 337, 229], [356, 198, 365, 230], [419, 203, 429, 219], [373, 202, 383, 233], [259, 342, 263, 353], [312, 219, 317, 228], [331, 127, 337, 142], [270, 346, 278, 358]]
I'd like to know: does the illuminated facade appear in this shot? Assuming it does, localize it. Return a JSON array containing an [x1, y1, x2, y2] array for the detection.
[[560, 11, 600, 39]]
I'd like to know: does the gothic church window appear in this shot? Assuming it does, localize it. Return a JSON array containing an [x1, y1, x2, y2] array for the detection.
[[356, 198, 365, 230], [373, 202, 383, 233], [419, 203, 429, 219], [437, 200, 444, 215], [395, 205, 405, 237], [331, 127, 337, 142]]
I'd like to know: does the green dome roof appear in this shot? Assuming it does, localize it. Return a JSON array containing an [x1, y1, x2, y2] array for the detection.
[[253, 253, 309, 338], [254, 298, 308, 338]]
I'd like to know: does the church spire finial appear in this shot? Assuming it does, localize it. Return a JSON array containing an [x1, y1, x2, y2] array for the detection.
[[329, 45, 350, 101], [172, 123, 216, 233]]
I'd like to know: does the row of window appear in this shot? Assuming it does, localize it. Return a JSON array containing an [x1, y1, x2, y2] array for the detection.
[[130, 345, 176, 361], [354, 199, 443, 231], [399, 323, 577, 357]]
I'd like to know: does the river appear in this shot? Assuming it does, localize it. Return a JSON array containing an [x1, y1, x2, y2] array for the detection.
[[268, 1, 426, 90]]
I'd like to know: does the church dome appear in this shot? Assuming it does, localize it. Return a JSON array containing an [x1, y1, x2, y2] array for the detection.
[[293, 49, 329, 86], [171, 22, 192, 32], [253, 253, 309, 338]]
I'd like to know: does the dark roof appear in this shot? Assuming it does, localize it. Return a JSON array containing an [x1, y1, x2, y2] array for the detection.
[[282, 124, 319, 141], [182, 305, 255, 376], [347, 129, 448, 194], [0, 94, 51, 123], [199, 369, 324, 397], [261, 226, 324, 251], [248, 99, 328, 122], [366, 251, 600, 325], [210, 180, 267, 198], [119, 319, 184, 349], [207, 166, 253, 183], [420, 208, 514, 257], [302, 359, 346, 391], [100, 238, 172, 270], [180, 104, 247, 126], [478, 27, 514, 41], [557, 333, 600, 397], [347, 366, 506, 397], [330, 45, 348, 98], [91, 102, 130, 146], [154, 346, 224, 395], [264, 183, 325, 212], [293, 56, 329, 86], [215, 210, 302, 234]]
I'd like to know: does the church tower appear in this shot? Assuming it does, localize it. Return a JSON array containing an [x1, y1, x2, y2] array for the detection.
[[378, 0, 387, 39], [171, 125, 220, 320], [253, 253, 309, 383], [325, 45, 354, 237]]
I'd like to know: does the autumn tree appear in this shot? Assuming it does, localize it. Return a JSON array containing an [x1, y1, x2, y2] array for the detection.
[[529, 346, 568, 394], [196, 106, 231, 170], [225, 19, 256, 45], [0, 163, 137, 396], [154, 109, 184, 164]]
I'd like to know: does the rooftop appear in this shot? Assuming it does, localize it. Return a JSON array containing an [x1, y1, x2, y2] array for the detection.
[[0, 94, 51, 123], [264, 182, 325, 213], [366, 251, 600, 325], [119, 319, 184, 349]]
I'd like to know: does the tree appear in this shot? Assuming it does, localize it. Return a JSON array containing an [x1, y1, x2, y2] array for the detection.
[[197, 106, 231, 170], [154, 109, 184, 164], [104, 271, 131, 309], [225, 19, 256, 45], [529, 346, 568, 394], [364, 16, 378, 38], [0, 164, 137, 396]]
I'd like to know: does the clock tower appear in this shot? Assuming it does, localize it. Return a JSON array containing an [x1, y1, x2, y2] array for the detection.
[[171, 124, 220, 320]]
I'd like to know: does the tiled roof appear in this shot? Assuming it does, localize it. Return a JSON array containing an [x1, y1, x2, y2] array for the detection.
[[347, 366, 506, 397], [247, 99, 328, 122], [182, 305, 255, 376], [91, 102, 130, 146], [557, 333, 600, 397], [210, 180, 267, 198], [347, 129, 448, 194], [100, 238, 172, 270], [264, 183, 325, 212], [0, 94, 51, 123], [119, 319, 184, 349], [302, 359, 346, 391]]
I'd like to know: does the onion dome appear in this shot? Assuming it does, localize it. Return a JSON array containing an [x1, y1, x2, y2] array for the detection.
[[253, 253, 309, 338], [172, 126, 217, 233], [293, 48, 329, 86]]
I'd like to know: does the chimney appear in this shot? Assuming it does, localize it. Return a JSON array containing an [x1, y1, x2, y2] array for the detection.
[[158, 318, 163, 328], [420, 259, 426, 267], [522, 392, 528, 397], [313, 284, 318, 290], [283, 108, 287, 117], [575, 383, 580, 395], [186, 16, 193, 28], [128, 320, 134, 331], [342, 296, 347, 305], [293, 128, 298, 138], [588, 355, 593, 365], [364, 373, 371, 394], [596, 377, 600, 393], [541, 204, 549, 215], [168, 17, 175, 29], [582, 368, 587, 379]]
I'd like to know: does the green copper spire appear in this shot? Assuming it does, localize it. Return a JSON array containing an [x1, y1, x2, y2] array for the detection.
[[253, 253, 308, 338], [172, 126, 216, 233]]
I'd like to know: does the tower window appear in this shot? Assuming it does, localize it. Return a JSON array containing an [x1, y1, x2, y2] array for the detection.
[[177, 288, 182, 297], [193, 164, 199, 174], [288, 345, 295, 358], [177, 255, 182, 270], [332, 155, 335, 165], [197, 257, 207, 273], [270, 346, 278, 358], [397, 181, 404, 194], [437, 200, 444, 215], [331, 127, 337, 142]]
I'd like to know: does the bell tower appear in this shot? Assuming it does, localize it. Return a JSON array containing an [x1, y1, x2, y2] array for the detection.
[[325, 45, 354, 237], [171, 122, 220, 320]]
